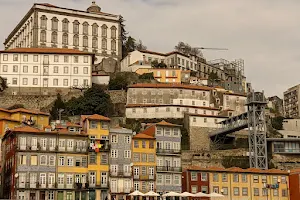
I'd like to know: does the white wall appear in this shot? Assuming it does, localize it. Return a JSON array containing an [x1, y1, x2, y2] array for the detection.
[[92, 75, 110, 85], [283, 119, 300, 132], [172, 98, 210, 107], [0, 52, 92, 88], [189, 115, 227, 128], [126, 106, 218, 119], [223, 94, 247, 115]]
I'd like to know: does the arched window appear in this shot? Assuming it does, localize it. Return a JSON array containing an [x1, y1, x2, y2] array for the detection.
[[83, 36, 88, 47], [101, 24, 107, 37], [40, 15, 47, 29], [51, 32, 57, 43], [92, 23, 98, 36], [62, 33, 68, 45], [111, 39, 116, 51], [62, 18, 69, 32], [40, 30, 46, 42], [51, 17, 58, 31], [111, 26, 117, 39], [92, 37, 98, 48], [83, 22, 89, 35], [73, 34, 79, 46], [102, 38, 107, 49], [73, 20, 80, 34]]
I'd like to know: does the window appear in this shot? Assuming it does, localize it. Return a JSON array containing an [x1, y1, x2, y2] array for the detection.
[[12, 78, 18, 85], [100, 153, 108, 164], [111, 26, 116, 38], [213, 173, 219, 182], [102, 24, 107, 37], [141, 154, 147, 162], [191, 186, 197, 194], [89, 153, 96, 164], [201, 173, 207, 181], [62, 33, 68, 45], [40, 15, 47, 29], [133, 153, 140, 162], [53, 79, 58, 86], [83, 36, 88, 47], [73, 79, 78, 86], [102, 38, 107, 49], [74, 56, 79, 63], [67, 157, 73, 166], [83, 22, 89, 34], [111, 135, 118, 143], [149, 141, 154, 148], [31, 155, 37, 165], [51, 32, 57, 43], [3, 54, 8, 61], [40, 173, 46, 185], [242, 188, 248, 196], [63, 79, 68, 86], [111, 40, 116, 51], [54, 55, 59, 62], [49, 156, 55, 166], [73, 20, 79, 33], [33, 55, 38, 62], [201, 186, 208, 193], [124, 150, 131, 158], [67, 174, 73, 185], [51, 17, 58, 30], [142, 141, 146, 148], [125, 136, 131, 143], [262, 188, 268, 196], [191, 172, 197, 181], [134, 140, 139, 148], [73, 67, 78, 74], [254, 188, 259, 196], [222, 187, 228, 195], [204, 118, 207, 123], [143, 108, 147, 113], [262, 175, 267, 183], [282, 189, 288, 197], [92, 37, 98, 48], [281, 176, 287, 184], [165, 175, 171, 185], [273, 189, 279, 196], [233, 187, 239, 196], [2, 65, 7, 72], [157, 174, 163, 184], [19, 155, 26, 165], [148, 154, 155, 162], [23, 55, 28, 62], [233, 174, 239, 182], [64, 56, 69, 63], [111, 150, 118, 158], [40, 30, 46, 42], [53, 66, 58, 73], [62, 18, 69, 32], [33, 66, 38, 73], [253, 175, 259, 183], [241, 174, 247, 182], [222, 173, 228, 182], [22, 78, 28, 85], [13, 65, 18, 72], [156, 127, 162, 135], [75, 158, 81, 166], [73, 34, 79, 46]]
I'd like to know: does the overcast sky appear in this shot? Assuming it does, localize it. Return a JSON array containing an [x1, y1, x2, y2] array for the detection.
[[0, 0, 299, 97]]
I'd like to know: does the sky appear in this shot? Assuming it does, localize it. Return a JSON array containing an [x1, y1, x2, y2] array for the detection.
[[0, 0, 299, 97]]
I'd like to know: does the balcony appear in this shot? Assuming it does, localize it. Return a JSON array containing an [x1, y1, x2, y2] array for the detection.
[[156, 166, 182, 172], [156, 148, 181, 155], [134, 174, 155, 180], [110, 170, 132, 177], [89, 140, 110, 152]]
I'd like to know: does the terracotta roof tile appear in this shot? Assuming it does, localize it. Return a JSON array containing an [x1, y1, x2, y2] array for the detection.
[[9, 108, 50, 116], [133, 133, 155, 139], [156, 120, 181, 127], [0, 108, 10, 113], [13, 126, 44, 133], [128, 83, 212, 91], [81, 114, 110, 122], [139, 125, 156, 137], [1, 48, 94, 55]]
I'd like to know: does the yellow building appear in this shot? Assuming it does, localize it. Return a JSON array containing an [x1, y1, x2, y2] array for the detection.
[[183, 166, 289, 200], [81, 114, 111, 200], [9, 108, 50, 128], [132, 133, 156, 192], [135, 68, 184, 83]]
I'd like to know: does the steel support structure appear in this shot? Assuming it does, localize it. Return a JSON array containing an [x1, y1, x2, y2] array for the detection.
[[247, 91, 268, 169]]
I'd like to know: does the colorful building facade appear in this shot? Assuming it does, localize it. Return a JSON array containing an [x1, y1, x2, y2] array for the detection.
[[132, 133, 156, 193]]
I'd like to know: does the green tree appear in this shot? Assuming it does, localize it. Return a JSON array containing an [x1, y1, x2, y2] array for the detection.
[[65, 85, 113, 116], [271, 116, 284, 130], [120, 15, 128, 58], [7, 104, 25, 110], [109, 74, 129, 90], [139, 73, 154, 80], [136, 39, 147, 51], [124, 36, 136, 56], [0, 76, 7, 92], [49, 93, 65, 120]]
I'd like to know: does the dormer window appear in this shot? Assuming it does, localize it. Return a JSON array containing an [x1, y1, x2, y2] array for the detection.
[[69, 127, 76, 132]]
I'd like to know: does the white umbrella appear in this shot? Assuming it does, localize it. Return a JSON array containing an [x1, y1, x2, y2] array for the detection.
[[144, 191, 160, 197], [194, 192, 209, 197], [206, 192, 224, 197], [180, 192, 195, 197], [162, 192, 181, 197], [129, 191, 145, 196]]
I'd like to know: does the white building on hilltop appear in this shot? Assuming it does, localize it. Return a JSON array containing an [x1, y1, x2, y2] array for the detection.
[[3, 2, 121, 63], [0, 48, 94, 95]]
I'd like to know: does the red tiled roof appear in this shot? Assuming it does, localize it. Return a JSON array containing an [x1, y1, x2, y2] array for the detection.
[[128, 83, 213, 91], [156, 120, 181, 127], [126, 104, 219, 110], [139, 125, 156, 137], [0, 108, 10, 113], [13, 126, 44, 133], [1, 48, 94, 55], [9, 108, 50, 116], [81, 114, 110, 122], [133, 133, 155, 139]]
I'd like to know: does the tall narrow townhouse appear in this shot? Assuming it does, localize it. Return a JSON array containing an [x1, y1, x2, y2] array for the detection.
[[132, 133, 156, 193], [81, 114, 111, 200], [55, 122, 89, 200], [109, 127, 133, 200], [141, 121, 182, 195]]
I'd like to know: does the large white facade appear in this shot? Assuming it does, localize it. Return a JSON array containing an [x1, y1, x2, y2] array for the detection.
[[0, 48, 93, 93], [4, 2, 121, 63]]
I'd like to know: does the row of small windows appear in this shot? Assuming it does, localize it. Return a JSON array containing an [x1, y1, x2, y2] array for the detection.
[[40, 16, 117, 38], [40, 31, 116, 50], [2, 65, 89, 74], [2, 54, 89, 63], [10, 77, 88, 86]]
